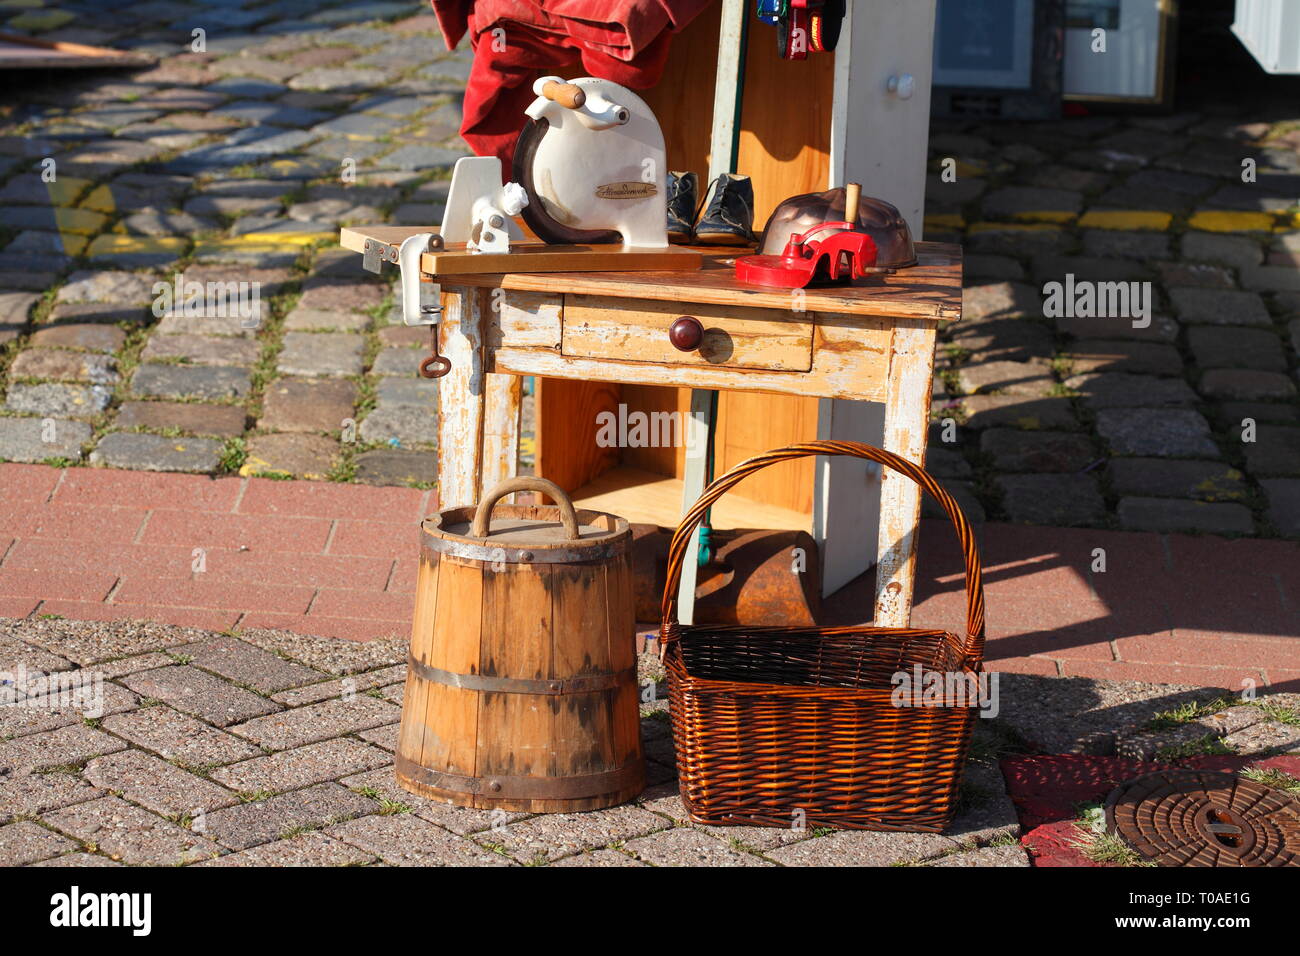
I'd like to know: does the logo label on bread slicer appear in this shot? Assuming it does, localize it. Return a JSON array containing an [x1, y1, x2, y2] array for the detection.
[[595, 182, 658, 200]]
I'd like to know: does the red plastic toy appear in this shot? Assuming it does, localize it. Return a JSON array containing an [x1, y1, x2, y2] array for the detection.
[[734, 220, 878, 289]]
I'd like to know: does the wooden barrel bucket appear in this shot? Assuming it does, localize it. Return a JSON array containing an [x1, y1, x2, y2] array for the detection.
[[396, 477, 644, 812]]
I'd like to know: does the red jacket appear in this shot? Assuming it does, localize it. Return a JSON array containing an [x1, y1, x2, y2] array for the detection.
[[431, 0, 712, 168]]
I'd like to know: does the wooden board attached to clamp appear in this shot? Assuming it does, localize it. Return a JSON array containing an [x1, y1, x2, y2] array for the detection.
[[341, 226, 702, 276]]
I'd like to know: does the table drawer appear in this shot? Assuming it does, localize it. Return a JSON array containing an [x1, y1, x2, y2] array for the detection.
[[561, 294, 814, 372]]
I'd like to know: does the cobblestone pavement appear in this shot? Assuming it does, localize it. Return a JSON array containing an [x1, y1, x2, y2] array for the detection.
[[0, 0, 473, 490], [924, 112, 1300, 538], [3, 617, 1297, 867]]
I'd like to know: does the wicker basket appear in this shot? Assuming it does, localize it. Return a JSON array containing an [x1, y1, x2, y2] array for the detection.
[[660, 440, 986, 832]]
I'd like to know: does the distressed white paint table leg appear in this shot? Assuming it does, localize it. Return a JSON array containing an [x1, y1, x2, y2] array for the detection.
[[436, 284, 521, 508], [873, 317, 938, 627]]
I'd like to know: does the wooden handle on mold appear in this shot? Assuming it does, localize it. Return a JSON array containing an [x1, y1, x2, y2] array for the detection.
[[844, 182, 861, 224], [541, 81, 586, 109]]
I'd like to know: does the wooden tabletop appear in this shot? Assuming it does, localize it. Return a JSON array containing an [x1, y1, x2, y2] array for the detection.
[[341, 225, 962, 322]]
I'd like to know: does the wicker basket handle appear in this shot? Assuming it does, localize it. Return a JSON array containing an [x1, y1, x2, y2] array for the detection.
[[659, 440, 985, 664]]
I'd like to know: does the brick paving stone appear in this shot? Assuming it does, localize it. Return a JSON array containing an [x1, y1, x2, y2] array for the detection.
[[766, 829, 959, 867], [121, 666, 281, 728], [0, 631, 74, 675], [982, 186, 1083, 220], [550, 848, 646, 866], [1108, 458, 1248, 502], [289, 67, 389, 91], [997, 474, 1106, 527], [484, 805, 669, 863], [375, 378, 437, 407], [1168, 287, 1272, 327], [1199, 369, 1296, 401], [171, 636, 322, 694], [28, 852, 122, 867], [1241, 264, 1300, 293], [123, 210, 214, 238], [10, 619, 208, 666], [229, 695, 400, 750], [1064, 340, 1184, 376], [83, 749, 239, 816], [961, 281, 1043, 321], [283, 307, 370, 331], [132, 364, 252, 400], [353, 448, 437, 485], [1066, 372, 1198, 409], [371, 347, 424, 376], [29, 322, 128, 353], [381, 144, 469, 172], [1117, 497, 1254, 534], [0, 772, 102, 826], [1222, 720, 1300, 754], [140, 334, 261, 367], [276, 332, 365, 378], [980, 429, 1096, 472], [358, 405, 438, 446], [44, 795, 224, 865], [1180, 231, 1265, 269], [621, 826, 774, 866], [89, 433, 224, 473], [203, 783, 375, 850], [959, 395, 1078, 431], [950, 318, 1054, 361], [195, 830, 376, 866], [0, 724, 126, 774], [211, 738, 391, 794], [0, 417, 92, 463], [1095, 407, 1219, 458], [242, 433, 339, 479], [926, 845, 1030, 867], [1187, 326, 1287, 371], [260, 377, 357, 433], [272, 665, 406, 707], [1157, 261, 1235, 289], [94, 652, 177, 680], [10, 350, 119, 385], [956, 359, 1055, 396], [1261, 479, 1300, 537], [101, 706, 262, 768], [355, 724, 399, 752], [56, 270, 156, 304], [1241, 426, 1300, 476], [329, 812, 512, 866], [1082, 230, 1170, 260], [155, 312, 257, 337], [236, 629, 406, 675], [0, 821, 78, 865], [0, 683, 137, 739], [963, 254, 1024, 280], [1055, 312, 1179, 344], [5, 383, 112, 419], [1032, 254, 1153, 285], [114, 401, 248, 438]]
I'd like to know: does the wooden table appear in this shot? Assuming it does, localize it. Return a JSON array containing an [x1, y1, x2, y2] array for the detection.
[[344, 227, 961, 627]]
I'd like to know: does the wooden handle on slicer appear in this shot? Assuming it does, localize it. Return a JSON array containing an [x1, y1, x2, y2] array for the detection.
[[541, 81, 586, 109], [845, 182, 861, 224]]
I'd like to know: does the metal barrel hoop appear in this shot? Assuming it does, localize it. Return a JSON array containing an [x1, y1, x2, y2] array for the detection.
[[658, 440, 986, 665]]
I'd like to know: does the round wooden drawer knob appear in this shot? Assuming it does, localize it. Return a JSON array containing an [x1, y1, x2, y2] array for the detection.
[[669, 316, 704, 352]]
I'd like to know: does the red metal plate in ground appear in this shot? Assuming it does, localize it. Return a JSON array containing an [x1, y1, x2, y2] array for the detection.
[[1105, 770, 1300, 867]]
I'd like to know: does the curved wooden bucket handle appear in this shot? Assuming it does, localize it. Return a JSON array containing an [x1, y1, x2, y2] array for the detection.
[[471, 477, 580, 540], [659, 441, 986, 665]]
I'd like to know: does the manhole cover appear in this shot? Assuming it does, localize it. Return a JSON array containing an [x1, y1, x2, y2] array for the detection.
[[1105, 770, 1300, 867]]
